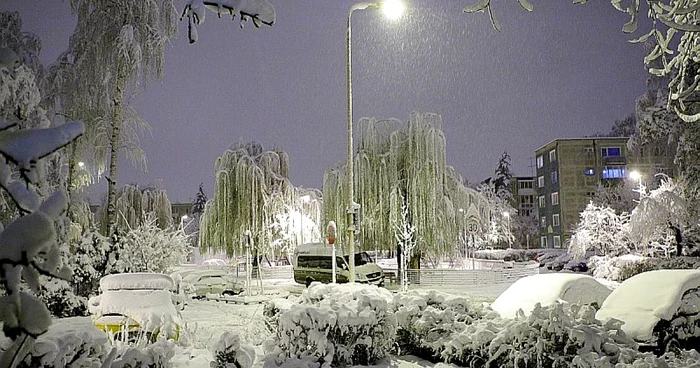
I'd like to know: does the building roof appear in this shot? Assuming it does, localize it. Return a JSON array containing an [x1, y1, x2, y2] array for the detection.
[[535, 137, 629, 153]]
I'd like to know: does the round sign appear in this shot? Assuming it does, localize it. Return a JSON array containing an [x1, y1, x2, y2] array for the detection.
[[467, 220, 479, 234]]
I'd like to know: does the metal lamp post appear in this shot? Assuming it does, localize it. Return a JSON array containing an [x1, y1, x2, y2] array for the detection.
[[347, 0, 404, 282], [629, 170, 644, 200]]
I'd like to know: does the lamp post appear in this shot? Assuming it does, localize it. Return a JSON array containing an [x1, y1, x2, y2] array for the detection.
[[629, 170, 644, 200], [502, 211, 511, 248], [458, 208, 467, 268], [180, 214, 189, 231], [347, 0, 404, 283], [299, 194, 311, 245]]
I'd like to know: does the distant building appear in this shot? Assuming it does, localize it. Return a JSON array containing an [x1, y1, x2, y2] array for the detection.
[[534, 137, 674, 249], [509, 176, 536, 217]]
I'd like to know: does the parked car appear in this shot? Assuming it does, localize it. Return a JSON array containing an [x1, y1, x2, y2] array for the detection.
[[293, 242, 385, 287], [595, 269, 700, 353], [89, 273, 181, 342], [491, 273, 612, 318], [181, 269, 243, 298]]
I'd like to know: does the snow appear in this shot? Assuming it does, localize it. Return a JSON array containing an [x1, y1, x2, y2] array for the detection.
[[490, 273, 613, 318], [89, 289, 180, 327], [99, 272, 176, 291], [595, 269, 700, 341]]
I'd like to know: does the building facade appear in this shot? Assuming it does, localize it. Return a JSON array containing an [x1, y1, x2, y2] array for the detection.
[[510, 176, 536, 217], [534, 137, 674, 249]]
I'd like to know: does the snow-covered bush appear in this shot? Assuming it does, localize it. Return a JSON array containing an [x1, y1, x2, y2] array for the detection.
[[262, 297, 297, 333], [263, 283, 396, 368], [589, 255, 648, 281], [474, 248, 542, 262], [117, 214, 187, 273], [36, 279, 87, 318], [107, 339, 177, 368], [211, 332, 256, 368], [16, 326, 110, 368], [618, 256, 700, 282]]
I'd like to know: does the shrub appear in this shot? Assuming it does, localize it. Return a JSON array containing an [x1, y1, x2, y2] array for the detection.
[[263, 283, 396, 368], [211, 332, 256, 368]]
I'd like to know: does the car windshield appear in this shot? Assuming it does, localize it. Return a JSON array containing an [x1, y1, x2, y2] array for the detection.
[[343, 252, 373, 266]]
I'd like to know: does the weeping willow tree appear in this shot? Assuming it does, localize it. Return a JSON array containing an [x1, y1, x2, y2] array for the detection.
[[199, 141, 301, 262], [97, 183, 173, 234], [323, 112, 491, 268]]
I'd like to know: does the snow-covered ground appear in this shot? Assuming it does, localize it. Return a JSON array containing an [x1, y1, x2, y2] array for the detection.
[[47, 278, 512, 368]]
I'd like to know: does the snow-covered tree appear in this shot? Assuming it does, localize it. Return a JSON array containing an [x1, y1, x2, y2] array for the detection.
[[323, 113, 492, 269], [463, 0, 533, 32], [192, 182, 208, 215], [511, 212, 539, 249], [117, 214, 187, 273], [629, 176, 689, 256], [199, 141, 294, 260], [181, 0, 276, 43], [476, 181, 516, 248], [590, 182, 637, 215], [96, 183, 173, 234], [492, 150, 513, 201], [568, 201, 632, 260], [394, 202, 415, 292]]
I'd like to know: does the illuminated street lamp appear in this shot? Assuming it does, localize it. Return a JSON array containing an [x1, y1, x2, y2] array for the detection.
[[629, 170, 644, 200], [347, 0, 404, 282]]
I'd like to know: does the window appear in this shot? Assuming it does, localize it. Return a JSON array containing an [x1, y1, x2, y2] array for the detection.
[[584, 168, 595, 176], [551, 192, 559, 206], [540, 216, 546, 228], [584, 147, 594, 155], [602, 166, 626, 179], [539, 195, 546, 208], [601, 147, 621, 157], [519, 181, 533, 189], [549, 149, 556, 162], [538, 176, 545, 188], [522, 209, 532, 216], [553, 213, 560, 226], [537, 155, 544, 168], [553, 236, 561, 248], [551, 171, 558, 184], [521, 195, 534, 205], [540, 236, 548, 248]]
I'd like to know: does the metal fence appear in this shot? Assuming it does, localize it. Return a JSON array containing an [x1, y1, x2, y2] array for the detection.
[[386, 264, 540, 286]]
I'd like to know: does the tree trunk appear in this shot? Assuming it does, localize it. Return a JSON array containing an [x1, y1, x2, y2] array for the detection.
[[106, 67, 125, 236], [669, 222, 683, 256]]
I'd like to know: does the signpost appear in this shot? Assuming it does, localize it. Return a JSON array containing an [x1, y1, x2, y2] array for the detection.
[[327, 221, 337, 283], [466, 218, 478, 270]]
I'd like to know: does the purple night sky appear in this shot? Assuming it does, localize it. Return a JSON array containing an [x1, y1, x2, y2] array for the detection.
[[3, 1, 648, 203]]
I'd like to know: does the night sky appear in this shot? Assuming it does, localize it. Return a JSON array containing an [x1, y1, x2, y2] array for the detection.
[[3, 1, 649, 203]]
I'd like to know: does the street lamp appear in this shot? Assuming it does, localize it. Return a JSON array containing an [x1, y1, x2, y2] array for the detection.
[[629, 170, 644, 200], [347, 0, 404, 283], [299, 194, 310, 245], [502, 211, 511, 248], [180, 214, 189, 231]]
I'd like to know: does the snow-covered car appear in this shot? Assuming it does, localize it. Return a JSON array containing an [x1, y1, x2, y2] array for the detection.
[[89, 273, 182, 342], [202, 258, 228, 266], [595, 269, 700, 352], [182, 269, 243, 298], [491, 273, 612, 318]]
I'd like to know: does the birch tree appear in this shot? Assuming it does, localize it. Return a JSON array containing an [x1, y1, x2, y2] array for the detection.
[[568, 202, 632, 259]]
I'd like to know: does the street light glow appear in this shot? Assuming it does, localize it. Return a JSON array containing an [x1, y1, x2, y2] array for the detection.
[[629, 170, 641, 181], [381, 0, 405, 20], [78, 161, 85, 168], [502, 211, 509, 218]]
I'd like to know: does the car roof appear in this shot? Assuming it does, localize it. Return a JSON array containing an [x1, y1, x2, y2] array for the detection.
[[100, 273, 174, 291]]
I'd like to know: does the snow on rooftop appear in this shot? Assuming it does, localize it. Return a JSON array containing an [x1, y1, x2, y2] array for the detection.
[[99, 272, 174, 291], [595, 269, 700, 341], [490, 273, 612, 318]]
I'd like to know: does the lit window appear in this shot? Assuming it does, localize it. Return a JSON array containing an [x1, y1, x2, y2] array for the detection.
[[551, 192, 559, 206], [584, 168, 595, 176], [540, 216, 546, 228], [602, 166, 626, 179], [553, 213, 560, 226], [551, 171, 558, 184], [539, 196, 546, 208], [601, 147, 621, 157], [537, 155, 544, 168], [553, 236, 561, 248], [549, 149, 556, 162], [519, 181, 533, 189], [541, 236, 548, 248], [538, 176, 545, 188]]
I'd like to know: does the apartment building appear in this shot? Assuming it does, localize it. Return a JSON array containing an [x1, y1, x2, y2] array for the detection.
[[510, 176, 536, 217], [534, 137, 674, 248]]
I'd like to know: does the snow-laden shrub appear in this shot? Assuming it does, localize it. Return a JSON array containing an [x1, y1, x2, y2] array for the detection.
[[392, 290, 490, 358], [589, 255, 647, 281], [16, 327, 110, 368], [617, 256, 700, 282], [36, 279, 87, 318], [263, 283, 396, 368], [263, 297, 298, 333], [474, 249, 543, 262], [210, 331, 256, 368], [107, 339, 176, 368]]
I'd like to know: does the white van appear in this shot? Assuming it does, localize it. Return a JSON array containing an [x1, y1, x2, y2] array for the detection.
[[293, 242, 385, 287]]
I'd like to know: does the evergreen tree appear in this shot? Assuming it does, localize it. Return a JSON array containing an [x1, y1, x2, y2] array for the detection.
[[192, 183, 208, 215], [493, 151, 513, 201]]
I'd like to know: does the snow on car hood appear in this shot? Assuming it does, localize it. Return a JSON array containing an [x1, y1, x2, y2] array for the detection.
[[595, 269, 700, 341], [89, 289, 180, 327], [99, 273, 174, 291], [491, 273, 612, 318]]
